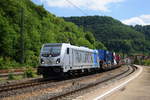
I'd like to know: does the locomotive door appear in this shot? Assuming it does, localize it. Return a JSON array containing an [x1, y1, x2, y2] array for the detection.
[[69, 48, 73, 67], [66, 48, 70, 66], [66, 48, 72, 68]]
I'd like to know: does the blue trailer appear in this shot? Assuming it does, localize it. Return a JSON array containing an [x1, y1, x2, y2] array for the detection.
[[93, 50, 99, 68], [97, 49, 114, 70], [98, 49, 106, 61]]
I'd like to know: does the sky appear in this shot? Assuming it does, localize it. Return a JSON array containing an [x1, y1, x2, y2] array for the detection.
[[32, 0, 150, 26]]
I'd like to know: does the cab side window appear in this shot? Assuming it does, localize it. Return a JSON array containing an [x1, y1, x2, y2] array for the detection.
[[67, 48, 69, 54]]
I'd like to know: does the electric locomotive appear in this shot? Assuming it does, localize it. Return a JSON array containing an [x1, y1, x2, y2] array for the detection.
[[37, 43, 99, 78]]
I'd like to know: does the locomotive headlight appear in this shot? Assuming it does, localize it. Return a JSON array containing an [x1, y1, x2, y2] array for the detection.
[[56, 58, 60, 64], [42, 61, 45, 64], [41, 59, 45, 64]]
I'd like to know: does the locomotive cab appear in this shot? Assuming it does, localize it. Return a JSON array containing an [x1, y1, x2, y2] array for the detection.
[[38, 43, 65, 77], [40, 44, 62, 67]]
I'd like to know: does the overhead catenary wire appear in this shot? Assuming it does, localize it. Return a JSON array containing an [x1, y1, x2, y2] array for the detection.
[[65, 0, 88, 16]]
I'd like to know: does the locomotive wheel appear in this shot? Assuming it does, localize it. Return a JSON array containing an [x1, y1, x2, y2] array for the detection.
[[43, 73, 49, 78]]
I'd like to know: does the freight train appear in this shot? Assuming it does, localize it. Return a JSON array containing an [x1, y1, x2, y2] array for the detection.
[[37, 43, 121, 78]]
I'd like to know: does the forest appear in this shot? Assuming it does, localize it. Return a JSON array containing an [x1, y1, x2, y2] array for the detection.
[[64, 16, 150, 55], [0, 0, 105, 69]]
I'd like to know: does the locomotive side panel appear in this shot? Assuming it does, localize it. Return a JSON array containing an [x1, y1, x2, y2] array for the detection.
[[70, 48, 95, 70]]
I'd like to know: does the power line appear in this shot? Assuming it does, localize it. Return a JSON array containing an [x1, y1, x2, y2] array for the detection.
[[65, 0, 88, 16]]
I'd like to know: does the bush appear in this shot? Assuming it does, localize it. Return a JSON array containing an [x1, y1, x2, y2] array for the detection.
[[142, 59, 150, 66], [77, 38, 93, 49], [24, 67, 36, 78], [134, 57, 141, 65], [0, 57, 20, 69], [8, 73, 15, 80], [25, 51, 39, 67]]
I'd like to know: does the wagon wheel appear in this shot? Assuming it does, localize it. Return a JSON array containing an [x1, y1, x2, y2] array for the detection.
[[99, 61, 106, 71]]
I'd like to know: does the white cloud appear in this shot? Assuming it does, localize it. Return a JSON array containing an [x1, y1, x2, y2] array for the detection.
[[122, 15, 150, 26], [43, 0, 124, 12]]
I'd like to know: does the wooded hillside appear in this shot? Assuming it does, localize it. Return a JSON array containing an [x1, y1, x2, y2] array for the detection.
[[0, 0, 105, 69], [64, 16, 150, 55]]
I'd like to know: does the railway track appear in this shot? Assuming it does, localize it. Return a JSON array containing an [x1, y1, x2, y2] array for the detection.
[[0, 65, 137, 100], [0, 78, 53, 93], [0, 69, 25, 73], [0, 72, 24, 78], [49, 65, 137, 100], [0, 68, 37, 78], [0, 66, 120, 94]]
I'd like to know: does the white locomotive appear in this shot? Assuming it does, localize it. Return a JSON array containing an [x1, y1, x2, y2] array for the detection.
[[38, 43, 99, 78]]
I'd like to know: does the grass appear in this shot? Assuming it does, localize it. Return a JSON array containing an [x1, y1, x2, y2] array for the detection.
[[0, 67, 39, 82], [0, 78, 3, 82], [23, 67, 37, 78], [142, 59, 150, 66], [7, 73, 24, 80], [8, 73, 15, 80]]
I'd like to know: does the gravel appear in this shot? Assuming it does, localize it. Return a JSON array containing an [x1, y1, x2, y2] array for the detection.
[[0, 65, 131, 100]]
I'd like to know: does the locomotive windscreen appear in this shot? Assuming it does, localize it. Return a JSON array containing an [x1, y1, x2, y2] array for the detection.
[[42, 45, 61, 57]]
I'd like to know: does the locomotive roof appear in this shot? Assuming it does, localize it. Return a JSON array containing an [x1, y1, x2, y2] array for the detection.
[[43, 43, 94, 52], [43, 43, 69, 46], [67, 45, 94, 52]]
